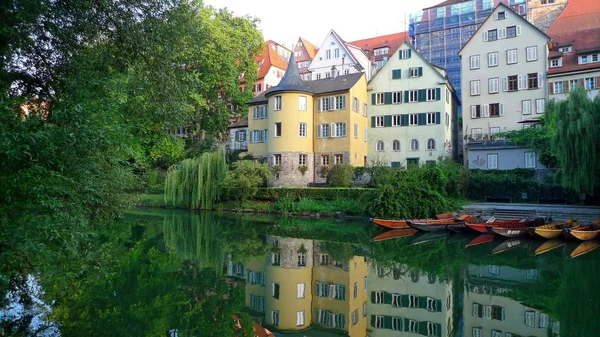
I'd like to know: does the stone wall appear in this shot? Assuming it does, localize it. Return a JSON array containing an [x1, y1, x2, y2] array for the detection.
[[267, 152, 314, 187]]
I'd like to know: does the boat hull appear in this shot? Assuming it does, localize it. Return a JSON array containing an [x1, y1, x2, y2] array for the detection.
[[408, 221, 454, 232], [372, 229, 418, 242], [533, 239, 565, 256], [465, 234, 495, 248], [492, 238, 530, 255], [489, 227, 531, 238], [563, 226, 600, 241], [570, 240, 600, 258], [532, 222, 579, 239], [371, 218, 409, 229], [446, 224, 471, 234]]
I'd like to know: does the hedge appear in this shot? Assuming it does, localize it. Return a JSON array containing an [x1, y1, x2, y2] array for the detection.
[[253, 187, 376, 201]]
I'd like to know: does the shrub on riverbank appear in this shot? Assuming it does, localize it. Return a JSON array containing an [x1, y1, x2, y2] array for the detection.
[[326, 164, 355, 187], [254, 187, 375, 201], [222, 160, 270, 205], [273, 197, 367, 216]]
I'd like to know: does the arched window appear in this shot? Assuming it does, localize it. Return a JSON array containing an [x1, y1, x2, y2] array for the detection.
[[410, 271, 419, 283], [427, 274, 437, 284], [393, 268, 401, 280], [392, 140, 401, 151], [376, 141, 385, 152], [426, 138, 435, 150], [410, 139, 419, 151]]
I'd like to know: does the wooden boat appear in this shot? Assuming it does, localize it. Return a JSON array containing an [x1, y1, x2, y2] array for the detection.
[[465, 219, 523, 233], [563, 225, 600, 241], [492, 238, 530, 255], [533, 239, 566, 256], [570, 240, 600, 258], [531, 221, 578, 239], [446, 223, 472, 234], [371, 213, 475, 229], [408, 231, 448, 246], [407, 220, 457, 232], [371, 229, 418, 242], [371, 218, 411, 229], [465, 234, 495, 248], [489, 223, 544, 238]]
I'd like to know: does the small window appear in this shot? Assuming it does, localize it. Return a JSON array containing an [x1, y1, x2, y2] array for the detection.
[[376, 141, 384, 152], [274, 122, 282, 137], [297, 253, 306, 267], [488, 52, 498, 67], [497, 11, 506, 20], [321, 155, 330, 166], [273, 154, 282, 166], [552, 81, 564, 93], [550, 58, 562, 68], [375, 93, 385, 105], [507, 25, 517, 38], [374, 315, 384, 328], [299, 122, 307, 137], [409, 67, 421, 77], [470, 55, 480, 69], [585, 77, 596, 90], [392, 91, 402, 104], [427, 112, 437, 124], [489, 103, 500, 117], [409, 90, 418, 102], [410, 139, 419, 151], [426, 139, 435, 151], [489, 77, 499, 93], [296, 311, 305, 326], [392, 140, 400, 151], [525, 152, 536, 168], [392, 115, 401, 126], [507, 49, 517, 64], [487, 154, 498, 169], [508, 75, 518, 91], [335, 154, 344, 165], [526, 46, 538, 62], [409, 113, 418, 126], [272, 283, 280, 299], [362, 302, 367, 317], [298, 96, 307, 110], [487, 29, 498, 41], [375, 116, 384, 127], [470, 80, 481, 95], [528, 73, 539, 89], [299, 154, 307, 166], [426, 89, 437, 101], [271, 310, 279, 326], [275, 96, 282, 110], [363, 103, 367, 116]]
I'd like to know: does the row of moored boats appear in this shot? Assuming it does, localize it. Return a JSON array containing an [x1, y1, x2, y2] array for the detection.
[[371, 213, 600, 241]]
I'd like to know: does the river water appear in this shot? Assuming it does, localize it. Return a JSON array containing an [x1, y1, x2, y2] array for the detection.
[[2, 209, 599, 337]]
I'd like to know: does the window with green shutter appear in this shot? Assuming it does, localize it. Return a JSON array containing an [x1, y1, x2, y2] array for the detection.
[[435, 88, 441, 100], [418, 113, 427, 125], [401, 114, 409, 126], [418, 89, 427, 102], [384, 92, 393, 105], [436, 112, 441, 125], [384, 115, 392, 127], [392, 69, 402, 79], [371, 93, 376, 105], [418, 67, 423, 76]]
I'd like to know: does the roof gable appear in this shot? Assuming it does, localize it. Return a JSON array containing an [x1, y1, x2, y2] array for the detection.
[[309, 30, 360, 70], [547, 0, 600, 36], [298, 37, 319, 59], [458, 3, 550, 55], [348, 32, 408, 59], [370, 41, 446, 83], [256, 41, 288, 79]]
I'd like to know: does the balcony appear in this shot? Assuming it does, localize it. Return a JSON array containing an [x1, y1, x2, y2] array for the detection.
[[465, 133, 515, 147], [231, 140, 248, 151]]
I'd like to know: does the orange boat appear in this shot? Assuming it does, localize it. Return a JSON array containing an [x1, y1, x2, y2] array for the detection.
[[570, 240, 600, 258], [465, 219, 522, 233], [465, 234, 495, 248], [533, 239, 565, 256], [371, 213, 464, 229], [563, 225, 600, 241], [531, 221, 578, 239], [372, 229, 418, 242]]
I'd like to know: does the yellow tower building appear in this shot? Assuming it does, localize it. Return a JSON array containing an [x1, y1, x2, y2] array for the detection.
[[247, 52, 369, 186]]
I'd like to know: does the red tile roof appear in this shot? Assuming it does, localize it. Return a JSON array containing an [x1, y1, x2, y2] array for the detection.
[[299, 37, 319, 59], [256, 41, 288, 80], [547, 0, 600, 35], [548, 27, 600, 75], [349, 32, 408, 60]]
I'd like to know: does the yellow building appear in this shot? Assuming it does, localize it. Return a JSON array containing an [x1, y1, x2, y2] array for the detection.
[[247, 52, 369, 186]]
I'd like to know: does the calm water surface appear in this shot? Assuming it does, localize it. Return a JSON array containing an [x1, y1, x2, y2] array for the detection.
[[3, 209, 600, 337]]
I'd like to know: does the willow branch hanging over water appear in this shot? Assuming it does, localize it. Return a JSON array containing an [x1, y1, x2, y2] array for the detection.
[[164, 149, 227, 209]]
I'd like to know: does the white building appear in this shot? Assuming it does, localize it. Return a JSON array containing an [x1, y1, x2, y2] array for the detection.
[[227, 116, 248, 153], [368, 42, 458, 167], [307, 30, 372, 81], [459, 3, 550, 170]]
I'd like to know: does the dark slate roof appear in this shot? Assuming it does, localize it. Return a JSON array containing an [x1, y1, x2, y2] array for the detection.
[[228, 116, 248, 129], [248, 72, 364, 105], [265, 52, 311, 97], [307, 72, 364, 95]]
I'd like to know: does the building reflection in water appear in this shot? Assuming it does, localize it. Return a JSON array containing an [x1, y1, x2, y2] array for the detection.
[[464, 264, 560, 337], [226, 236, 559, 337]]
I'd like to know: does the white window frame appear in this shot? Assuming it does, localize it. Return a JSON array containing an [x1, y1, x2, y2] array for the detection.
[[334, 154, 344, 165], [274, 122, 282, 137], [400, 49, 411, 59], [488, 51, 498, 67], [354, 123, 358, 139], [550, 57, 562, 68], [522, 99, 531, 115], [352, 97, 359, 112], [470, 80, 481, 95], [299, 122, 307, 137], [410, 139, 419, 151], [317, 124, 330, 138], [426, 88, 437, 101], [427, 112, 436, 125], [297, 283, 305, 298], [392, 140, 400, 151], [392, 91, 402, 104], [553, 81, 564, 94], [271, 310, 279, 326], [525, 152, 536, 168], [426, 138, 435, 151], [392, 317, 402, 330], [507, 49, 518, 65], [585, 77, 596, 90], [470, 55, 480, 69], [362, 103, 367, 116], [536, 99, 545, 114], [298, 96, 307, 110], [409, 67, 420, 77], [275, 96, 282, 110], [409, 90, 418, 102], [299, 154, 307, 166], [489, 77, 499, 93], [375, 141, 384, 152], [487, 154, 498, 169], [526, 46, 538, 62], [375, 93, 385, 105], [375, 116, 384, 127], [375, 315, 384, 328], [409, 113, 418, 126], [392, 114, 401, 127], [296, 310, 305, 326], [525, 311, 535, 327]]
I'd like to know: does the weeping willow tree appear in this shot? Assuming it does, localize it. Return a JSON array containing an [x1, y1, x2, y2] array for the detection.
[[164, 149, 227, 209], [163, 211, 224, 273], [551, 87, 600, 195]]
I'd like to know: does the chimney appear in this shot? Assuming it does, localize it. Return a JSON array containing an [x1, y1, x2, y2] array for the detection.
[[331, 65, 337, 78]]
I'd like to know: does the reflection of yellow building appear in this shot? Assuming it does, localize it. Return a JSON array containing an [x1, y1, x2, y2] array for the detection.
[[238, 237, 368, 336], [247, 52, 369, 187], [367, 266, 453, 337], [463, 265, 560, 337]]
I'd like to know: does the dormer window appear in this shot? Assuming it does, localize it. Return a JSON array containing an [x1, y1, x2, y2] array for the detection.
[[559, 46, 572, 53], [550, 57, 562, 68], [579, 53, 599, 65], [374, 47, 389, 56], [541, 0, 555, 4]]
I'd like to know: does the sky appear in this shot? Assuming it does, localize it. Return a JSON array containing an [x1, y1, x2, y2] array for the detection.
[[204, 0, 442, 47]]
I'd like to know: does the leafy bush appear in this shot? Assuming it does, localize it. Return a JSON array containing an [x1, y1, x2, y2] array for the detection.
[[254, 187, 375, 201], [274, 197, 366, 216], [327, 164, 355, 187], [223, 160, 271, 204], [467, 169, 567, 202]]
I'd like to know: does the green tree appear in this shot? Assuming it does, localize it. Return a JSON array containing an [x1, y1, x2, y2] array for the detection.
[[223, 160, 271, 205], [499, 114, 558, 168], [551, 87, 600, 194], [326, 164, 355, 187]]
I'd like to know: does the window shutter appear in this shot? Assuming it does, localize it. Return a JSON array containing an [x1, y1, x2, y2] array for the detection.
[[371, 291, 376, 303], [384, 292, 393, 304], [436, 112, 441, 124], [330, 97, 336, 110], [483, 105, 489, 118], [384, 115, 392, 127], [523, 74, 529, 89], [596, 76, 600, 89], [470, 106, 476, 118], [564, 80, 570, 93], [503, 77, 508, 92], [392, 69, 401, 79], [505, 12, 509, 18], [549, 84, 554, 95], [384, 92, 393, 104], [517, 75, 523, 90], [418, 67, 423, 76], [371, 93, 376, 105], [401, 114, 409, 126], [330, 123, 336, 137], [407, 49, 412, 58], [483, 31, 489, 41], [538, 73, 544, 88], [418, 113, 426, 125], [435, 88, 441, 100], [499, 104, 505, 116], [493, 13, 498, 20], [370, 315, 376, 327], [418, 89, 426, 102], [499, 28, 506, 39], [371, 116, 376, 128], [404, 91, 409, 102], [516, 25, 522, 36]]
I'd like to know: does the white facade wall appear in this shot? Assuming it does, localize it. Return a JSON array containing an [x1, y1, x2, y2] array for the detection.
[[228, 126, 248, 151], [368, 43, 456, 167], [460, 6, 549, 137], [548, 70, 600, 101], [308, 31, 371, 81]]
